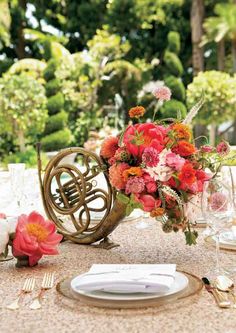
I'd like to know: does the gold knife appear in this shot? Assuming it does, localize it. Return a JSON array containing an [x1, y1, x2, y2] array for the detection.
[[202, 277, 231, 308]]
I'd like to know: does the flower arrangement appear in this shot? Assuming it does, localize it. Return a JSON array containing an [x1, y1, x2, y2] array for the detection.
[[100, 86, 231, 245], [0, 211, 62, 266]]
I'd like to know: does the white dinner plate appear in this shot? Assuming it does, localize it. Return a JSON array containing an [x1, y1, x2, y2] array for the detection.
[[70, 271, 188, 301], [220, 231, 236, 244]]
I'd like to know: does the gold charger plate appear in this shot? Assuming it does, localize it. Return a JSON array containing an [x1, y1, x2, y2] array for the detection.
[[205, 235, 236, 252], [56, 271, 203, 309]]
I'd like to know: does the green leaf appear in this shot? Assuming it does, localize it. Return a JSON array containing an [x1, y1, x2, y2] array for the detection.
[[126, 204, 134, 216], [184, 230, 198, 245], [117, 192, 129, 204]]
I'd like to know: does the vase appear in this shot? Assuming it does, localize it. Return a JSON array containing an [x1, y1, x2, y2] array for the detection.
[[14, 255, 37, 268]]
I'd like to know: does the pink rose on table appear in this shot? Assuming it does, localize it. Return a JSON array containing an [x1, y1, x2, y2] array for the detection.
[[123, 123, 166, 157], [135, 194, 161, 212], [13, 211, 63, 267]]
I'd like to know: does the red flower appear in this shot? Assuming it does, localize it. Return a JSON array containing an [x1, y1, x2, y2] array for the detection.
[[178, 163, 196, 185], [123, 123, 166, 157], [100, 136, 119, 159], [13, 212, 63, 266], [135, 194, 161, 212], [109, 163, 130, 190], [172, 141, 196, 157]]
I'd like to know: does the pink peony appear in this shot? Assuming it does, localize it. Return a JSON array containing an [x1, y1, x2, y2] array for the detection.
[[135, 194, 161, 212], [125, 177, 145, 195], [109, 163, 130, 190], [201, 145, 214, 153], [153, 86, 171, 101], [209, 192, 228, 212], [12, 211, 63, 266], [123, 123, 166, 157], [142, 147, 159, 167], [216, 141, 230, 156], [166, 152, 185, 171], [142, 173, 157, 193]]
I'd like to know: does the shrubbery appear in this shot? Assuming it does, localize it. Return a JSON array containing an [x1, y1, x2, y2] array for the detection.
[[41, 128, 72, 151]]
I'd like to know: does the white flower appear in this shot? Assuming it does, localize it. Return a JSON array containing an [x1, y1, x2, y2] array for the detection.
[[0, 219, 10, 255], [145, 149, 173, 182], [6, 216, 18, 234]]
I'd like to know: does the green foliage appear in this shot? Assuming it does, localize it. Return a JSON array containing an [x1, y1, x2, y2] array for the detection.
[[41, 128, 72, 152], [164, 51, 183, 77], [45, 78, 61, 97], [43, 59, 58, 81], [0, 0, 11, 49], [0, 73, 47, 140], [44, 111, 68, 135], [2, 146, 48, 168], [47, 92, 64, 115], [187, 71, 236, 125], [167, 31, 180, 54], [164, 75, 185, 101], [159, 99, 187, 119]]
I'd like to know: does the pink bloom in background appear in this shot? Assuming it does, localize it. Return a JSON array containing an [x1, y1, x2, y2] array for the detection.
[[209, 192, 228, 212], [216, 141, 230, 156], [201, 145, 214, 153], [135, 194, 161, 212], [109, 163, 129, 190], [166, 152, 185, 171], [142, 147, 159, 167], [153, 86, 171, 101], [12, 211, 63, 266], [0, 213, 6, 219], [125, 177, 145, 195]]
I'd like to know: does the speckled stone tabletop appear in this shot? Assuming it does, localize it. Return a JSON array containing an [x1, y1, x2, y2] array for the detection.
[[1, 219, 236, 333]]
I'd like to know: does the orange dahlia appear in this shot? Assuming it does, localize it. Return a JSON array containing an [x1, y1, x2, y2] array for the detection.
[[172, 123, 191, 141], [123, 167, 143, 181], [150, 207, 165, 218], [129, 106, 145, 119], [109, 163, 130, 190], [172, 141, 196, 157], [100, 136, 119, 159]]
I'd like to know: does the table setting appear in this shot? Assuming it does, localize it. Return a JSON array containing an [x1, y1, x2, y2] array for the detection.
[[1, 89, 236, 333]]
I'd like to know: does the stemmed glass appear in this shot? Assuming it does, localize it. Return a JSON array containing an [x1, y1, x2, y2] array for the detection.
[[201, 177, 234, 278], [8, 163, 25, 213]]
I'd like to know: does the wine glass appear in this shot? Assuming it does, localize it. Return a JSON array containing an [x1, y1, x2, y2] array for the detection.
[[202, 177, 234, 278], [8, 163, 25, 212]]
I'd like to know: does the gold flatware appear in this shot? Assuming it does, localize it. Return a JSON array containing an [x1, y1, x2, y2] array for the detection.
[[202, 277, 231, 308], [6, 277, 35, 310], [29, 272, 55, 310], [215, 275, 236, 308]]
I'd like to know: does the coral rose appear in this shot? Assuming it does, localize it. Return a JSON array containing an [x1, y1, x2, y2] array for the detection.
[[100, 136, 119, 159], [135, 194, 161, 212], [12, 211, 63, 266], [109, 163, 130, 190], [172, 141, 196, 157], [179, 163, 196, 185], [123, 123, 166, 157]]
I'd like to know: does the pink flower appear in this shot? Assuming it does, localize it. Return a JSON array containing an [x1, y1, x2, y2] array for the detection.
[[142, 147, 159, 167], [0, 213, 6, 219], [109, 163, 130, 190], [201, 145, 214, 153], [209, 192, 228, 212], [125, 177, 145, 195], [153, 86, 171, 101], [12, 211, 63, 266], [142, 173, 157, 193], [166, 152, 185, 171], [135, 194, 161, 212], [216, 141, 230, 156]]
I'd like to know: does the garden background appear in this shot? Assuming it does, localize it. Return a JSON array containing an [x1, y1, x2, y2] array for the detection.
[[0, 0, 236, 168]]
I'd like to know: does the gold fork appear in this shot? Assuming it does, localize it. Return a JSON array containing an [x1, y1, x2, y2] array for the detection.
[[29, 272, 55, 310], [7, 277, 36, 310]]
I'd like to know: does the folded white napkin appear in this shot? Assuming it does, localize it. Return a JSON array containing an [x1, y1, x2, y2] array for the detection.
[[71, 264, 176, 294]]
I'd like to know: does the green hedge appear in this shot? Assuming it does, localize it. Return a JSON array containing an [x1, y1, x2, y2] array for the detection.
[[44, 111, 68, 135], [45, 78, 61, 97], [167, 31, 180, 54], [164, 51, 183, 77], [164, 75, 185, 102], [159, 99, 187, 119], [47, 92, 64, 114], [41, 128, 72, 151], [43, 59, 58, 81]]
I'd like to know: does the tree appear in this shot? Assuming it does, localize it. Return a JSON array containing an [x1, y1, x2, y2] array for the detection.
[[187, 70, 236, 145], [0, 0, 11, 49], [191, 0, 204, 75], [0, 73, 47, 151]]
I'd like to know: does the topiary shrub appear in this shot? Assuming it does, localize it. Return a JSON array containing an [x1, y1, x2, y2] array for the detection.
[[45, 78, 61, 97], [47, 92, 64, 114], [44, 111, 68, 135], [43, 59, 58, 81], [159, 99, 187, 119], [164, 51, 183, 77], [167, 31, 180, 54], [41, 128, 72, 152], [164, 75, 185, 102]]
